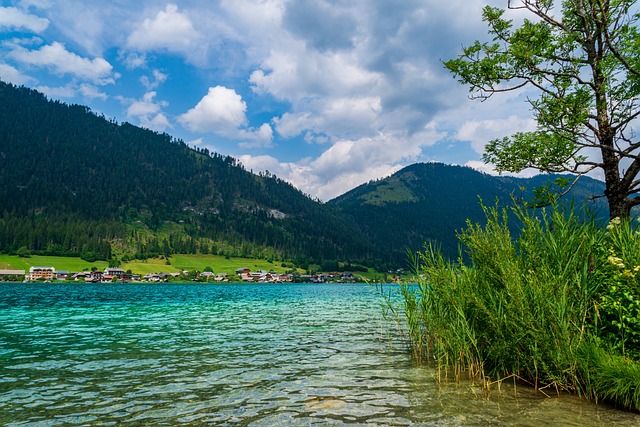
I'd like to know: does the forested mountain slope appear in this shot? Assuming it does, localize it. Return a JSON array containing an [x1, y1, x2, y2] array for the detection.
[[0, 81, 609, 267], [330, 163, 608, 260], [0, 81, 374, 263]]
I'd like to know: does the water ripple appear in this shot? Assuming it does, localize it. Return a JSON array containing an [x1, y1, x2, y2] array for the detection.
[[1, 283, 638, 426]]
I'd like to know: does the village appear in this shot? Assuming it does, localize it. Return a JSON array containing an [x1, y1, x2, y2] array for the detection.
[[0, 266, 359, 284]]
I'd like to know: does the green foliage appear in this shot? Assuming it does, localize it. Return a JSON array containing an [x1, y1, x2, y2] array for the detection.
[[16, 246, 31, 258], [579, 342, 640, 411], [390, 203, 640, 410], [444, 1, 640, 219], [597, 217, 640, 358]]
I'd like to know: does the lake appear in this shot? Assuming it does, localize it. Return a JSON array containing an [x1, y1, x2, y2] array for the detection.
[[0, 283, 638, 426]]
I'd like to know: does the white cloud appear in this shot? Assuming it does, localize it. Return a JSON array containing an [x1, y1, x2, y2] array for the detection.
[[0, 62, 34, 85], [79, 83, 107, 100], [0, 6, 49, 33], [180, 86, 274, 147], [35, 84, 75, 98], [141, 69, 168, 90], [127, 4, 200, 54], [8, 42, 115, 84], [126, 91, 171, 132], [238, 123, 274, 148], [456, 115, 537, 154], [179, 86, 247, 133], [250, 49, 381, 103], [119, 51, 146, 69], [143, 113, 171, 132], [465, 160, 541, 179], [33, 82, 106, 100], [274, 96, 382, 141], [238, 153, 402, 201], [236, 121, 443, 200]]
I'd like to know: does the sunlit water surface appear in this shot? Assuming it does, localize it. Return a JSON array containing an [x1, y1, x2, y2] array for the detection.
[[0, 283, 638, 426]]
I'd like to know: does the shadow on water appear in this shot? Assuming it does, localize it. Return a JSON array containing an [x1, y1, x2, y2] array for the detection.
[[0, 283, 638, 426]]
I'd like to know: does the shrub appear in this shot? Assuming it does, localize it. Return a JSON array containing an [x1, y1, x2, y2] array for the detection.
[[390, 203, 640, 410]]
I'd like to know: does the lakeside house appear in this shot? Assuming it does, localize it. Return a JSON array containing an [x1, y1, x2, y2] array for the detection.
[[3, 263, 359, 284], [214, 273, 229, 282], [26, 266, 55, 281], [200, 271, 215, 280], [104, 268, 125, 279]]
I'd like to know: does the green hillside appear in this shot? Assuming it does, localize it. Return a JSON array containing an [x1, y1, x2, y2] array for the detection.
[[0, 81, 375, 265], [0, 81, 611, 269], [330, 163, 608, 261]]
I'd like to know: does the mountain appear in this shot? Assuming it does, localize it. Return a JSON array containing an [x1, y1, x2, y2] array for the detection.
[[0, 81, 610, 268], [330, 163, 608, 261], [0, 81, 375, 264]]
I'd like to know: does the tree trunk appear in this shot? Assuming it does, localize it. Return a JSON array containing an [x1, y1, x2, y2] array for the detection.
[[606, 187, 631, 220], [602, 147, 629, 219]]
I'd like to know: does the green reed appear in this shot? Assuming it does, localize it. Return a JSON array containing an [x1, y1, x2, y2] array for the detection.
[[392, 203, 640, 411]]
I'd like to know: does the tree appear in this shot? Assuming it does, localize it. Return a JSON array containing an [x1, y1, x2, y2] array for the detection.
[[16, 246, 31, 258], [445, 0, 640, 219]]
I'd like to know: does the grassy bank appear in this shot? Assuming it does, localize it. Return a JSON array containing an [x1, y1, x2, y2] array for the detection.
[[0, 253, 378, 280], [0, 255, 108, 272], [0, 254, 289, 275], [388, 204, 640, 411]]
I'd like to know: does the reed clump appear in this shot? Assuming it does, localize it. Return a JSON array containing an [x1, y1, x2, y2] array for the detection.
[[394, 204, 640, 411]]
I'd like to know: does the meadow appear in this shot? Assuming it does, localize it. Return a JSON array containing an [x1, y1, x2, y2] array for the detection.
[[0, 253, 380, 280], [0, 254, 288, 275]]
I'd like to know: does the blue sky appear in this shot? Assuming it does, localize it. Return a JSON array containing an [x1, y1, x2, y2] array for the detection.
[[0, 0, 540, 200]]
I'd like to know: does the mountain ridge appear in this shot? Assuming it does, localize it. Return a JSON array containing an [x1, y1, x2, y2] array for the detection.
[[330, 162, 608, 260], [0, 80, 608, 267], [0, 81, 375, 264]]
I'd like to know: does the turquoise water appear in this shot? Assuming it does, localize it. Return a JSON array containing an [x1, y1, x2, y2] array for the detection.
[[0, 283, 638, 426]]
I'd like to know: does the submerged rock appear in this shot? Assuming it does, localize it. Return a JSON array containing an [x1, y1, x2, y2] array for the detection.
[[304, 396, 347, 410]]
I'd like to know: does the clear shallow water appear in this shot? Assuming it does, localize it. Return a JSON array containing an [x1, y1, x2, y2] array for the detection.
[[0, 283, 638, 426]]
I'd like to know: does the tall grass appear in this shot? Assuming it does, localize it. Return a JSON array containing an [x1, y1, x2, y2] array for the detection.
[[392, 203, 640, 411]]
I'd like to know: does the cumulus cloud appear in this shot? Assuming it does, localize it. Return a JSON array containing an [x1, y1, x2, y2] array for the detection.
[[127, 4, 200, 54], [79, 83, 107, 100], [456, 115, 537, 154], [179, 86, 247, 133], [238, 123, 274, 148], [35, 84, 75, 98], [30, 82, 106, 100], [250, 49, 381, 103], [238, 152, 402, 201], [119, 52, 146, 69], [179, 85, 273, 147], [8, 41, 115, 84], [0, 6, 49, 33], [126, 91, 171, 132], [0, 62, 34, 85], [238, 121, 443, 200]]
